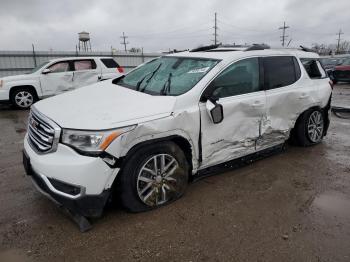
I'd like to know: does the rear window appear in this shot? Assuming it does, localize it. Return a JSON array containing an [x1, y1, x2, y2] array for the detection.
[[101, 58, 120, 68], [73, 60, 96, 71], [263, 56, 300, 90], [300, 58, 327, 79]]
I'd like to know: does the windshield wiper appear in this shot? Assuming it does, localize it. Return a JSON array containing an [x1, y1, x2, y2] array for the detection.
[[160, 73, 173, 95], [138, 63, 162, 92]]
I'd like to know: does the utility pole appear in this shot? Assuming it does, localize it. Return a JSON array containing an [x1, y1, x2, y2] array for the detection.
[[336, 29, 344, 54], [213, 12, 218, 45], [279, 21, 289, 47], [120, 32, 129, 52]]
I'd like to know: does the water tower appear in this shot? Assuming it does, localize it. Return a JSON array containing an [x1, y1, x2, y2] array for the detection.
[[78, 31, 92, 52]]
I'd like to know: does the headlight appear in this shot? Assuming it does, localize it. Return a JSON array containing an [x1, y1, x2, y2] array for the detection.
[[61, 125, 136, 154]]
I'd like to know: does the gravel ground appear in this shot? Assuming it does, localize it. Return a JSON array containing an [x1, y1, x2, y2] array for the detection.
[[0, 84, 349, 262]]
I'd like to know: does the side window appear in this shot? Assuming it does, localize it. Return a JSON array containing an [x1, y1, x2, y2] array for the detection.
[[47, 61, 70, 73], [263, 56, 298, 90], [211, 57, 260, 98], [300, 58, 327, 79], [73, 60, 96, 71], [101, 58, 120, 68]]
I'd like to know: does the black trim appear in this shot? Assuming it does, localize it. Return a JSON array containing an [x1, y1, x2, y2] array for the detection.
[[195, 144, 285, 180], [23, 150, 111, 218], [258, 57, 264, 91]]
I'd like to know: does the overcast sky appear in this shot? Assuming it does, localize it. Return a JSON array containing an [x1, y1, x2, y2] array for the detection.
[[0, 0, 349, 52]]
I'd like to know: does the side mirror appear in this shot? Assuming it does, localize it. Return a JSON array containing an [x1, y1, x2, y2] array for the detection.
[[42, 68, 51, 74], [206, 99, 224, 124]]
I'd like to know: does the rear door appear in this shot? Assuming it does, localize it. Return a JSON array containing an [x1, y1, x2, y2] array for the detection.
[[72, 59, 100, 89], [100, 58, 124, 80], [39, 60, 73, 96], [200, 57, 266, 168], [260, 56, 306, 149]]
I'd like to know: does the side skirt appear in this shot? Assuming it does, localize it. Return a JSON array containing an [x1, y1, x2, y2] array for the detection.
[[193, 143, 285, 182]]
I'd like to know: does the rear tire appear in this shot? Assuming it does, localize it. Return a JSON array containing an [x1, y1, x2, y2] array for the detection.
[[10, 87, 36, 109], [118, 141, 189, 212], [292, 108, 325, 146]]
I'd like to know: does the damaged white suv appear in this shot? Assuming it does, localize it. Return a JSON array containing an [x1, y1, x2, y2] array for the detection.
[[23, 45, 332, 225]]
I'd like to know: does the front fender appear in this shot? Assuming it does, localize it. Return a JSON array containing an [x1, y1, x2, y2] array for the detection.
[[6, 79, 42, 97], [106, 113, 200, 171]]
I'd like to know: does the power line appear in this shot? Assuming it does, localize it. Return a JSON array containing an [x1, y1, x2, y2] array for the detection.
[[279, 21, 289, 47], [120, 32, 129, 52], [336, 29, 344, 54], [212, 12, 219, 45]]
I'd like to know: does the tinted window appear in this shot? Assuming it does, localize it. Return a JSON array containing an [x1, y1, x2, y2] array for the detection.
[[211, 57, 260, 98], [101, 58, 120, 68], [74, 60, 96, 71], [300, 58, 327, 79], [47, 61, 70, 73], [263, 56, 298, 89]]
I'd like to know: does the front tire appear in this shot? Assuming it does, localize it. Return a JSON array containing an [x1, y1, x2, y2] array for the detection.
[[293, 108, 325, 146], [118, 141, 189, 212], [10, 88, 36, 109]]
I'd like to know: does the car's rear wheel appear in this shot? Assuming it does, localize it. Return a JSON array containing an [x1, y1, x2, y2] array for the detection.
[[293, 108, 325, 146], [118, 141, 189, 212], [10, 88, 36, 109]]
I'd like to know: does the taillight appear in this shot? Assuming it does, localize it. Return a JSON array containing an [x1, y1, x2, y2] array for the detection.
[[117, 67, 124, 73], [329, 80, 334, 89]]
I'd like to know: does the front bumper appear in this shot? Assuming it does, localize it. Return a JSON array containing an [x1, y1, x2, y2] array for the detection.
[[0, 89, 10, 102], [23, 136, 120, 217]]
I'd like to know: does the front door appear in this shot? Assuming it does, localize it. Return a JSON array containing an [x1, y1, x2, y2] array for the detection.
[[40, 61, 73, 96], [200, 57, 266, 169]]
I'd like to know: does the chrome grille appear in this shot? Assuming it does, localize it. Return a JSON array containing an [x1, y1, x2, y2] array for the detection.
[[27, 107, 61, 154]]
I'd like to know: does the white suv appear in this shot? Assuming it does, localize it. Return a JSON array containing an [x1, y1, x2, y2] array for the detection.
[[23, 45, 332, 225], [0, 57, 124, 109]]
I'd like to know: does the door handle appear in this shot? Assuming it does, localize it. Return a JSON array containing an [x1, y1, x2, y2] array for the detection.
[[251, 101, 264, 107], [299, 93, 309, 99]]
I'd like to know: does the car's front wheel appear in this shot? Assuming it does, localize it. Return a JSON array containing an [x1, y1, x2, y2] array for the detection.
[[118, 141, 189, 212], [10, 88, 36, 109]]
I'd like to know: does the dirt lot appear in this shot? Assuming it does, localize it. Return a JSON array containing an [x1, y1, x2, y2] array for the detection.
[[0, 84, 349, 262]]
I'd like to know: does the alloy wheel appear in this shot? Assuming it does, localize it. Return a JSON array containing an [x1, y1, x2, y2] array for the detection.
[[15, 91, 34, 108], [137, 154, 183, 206], [307, 111, 324, 143]]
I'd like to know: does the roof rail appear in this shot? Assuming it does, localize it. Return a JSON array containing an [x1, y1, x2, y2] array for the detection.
[[299, 45, 314, 52], [245, 44, 270, 51], [190, 44, 220, 52]]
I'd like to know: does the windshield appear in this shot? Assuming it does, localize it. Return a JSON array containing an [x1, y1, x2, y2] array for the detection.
[[115, 56, 220, 96], [29, 61, 49, 73], [340, 58, 350, 66], [319, 58, 340, 66]]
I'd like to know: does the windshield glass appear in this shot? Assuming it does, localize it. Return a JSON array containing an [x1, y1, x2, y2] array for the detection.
[[115, 56, 220, 96], [29, 61, 49, 73], [319, 58, 340, 66], [340, 58, 350, 65]]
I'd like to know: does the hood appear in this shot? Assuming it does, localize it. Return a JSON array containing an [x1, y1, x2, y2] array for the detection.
[[2, 73, 37, 82], [34, 80, 177, 130]]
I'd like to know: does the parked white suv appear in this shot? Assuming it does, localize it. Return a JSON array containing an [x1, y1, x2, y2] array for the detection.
[[23, 45, 332, 227], [0, 57, 124, 109]]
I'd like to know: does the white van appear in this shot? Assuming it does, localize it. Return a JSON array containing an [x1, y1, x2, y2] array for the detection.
[[0, 57, 124, 108], [23, 45, 332, 227]]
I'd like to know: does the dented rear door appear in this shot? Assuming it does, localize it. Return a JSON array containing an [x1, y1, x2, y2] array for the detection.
[[259, 56, 306, 149]]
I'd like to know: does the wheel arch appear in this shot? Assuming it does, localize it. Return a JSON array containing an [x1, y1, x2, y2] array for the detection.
[[9, 85, 39, 100], [289, 97, 331, 143], [120, 135, 194, 173]]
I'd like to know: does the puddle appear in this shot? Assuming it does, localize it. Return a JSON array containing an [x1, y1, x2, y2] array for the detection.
[[312, 192, 350, 218]]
